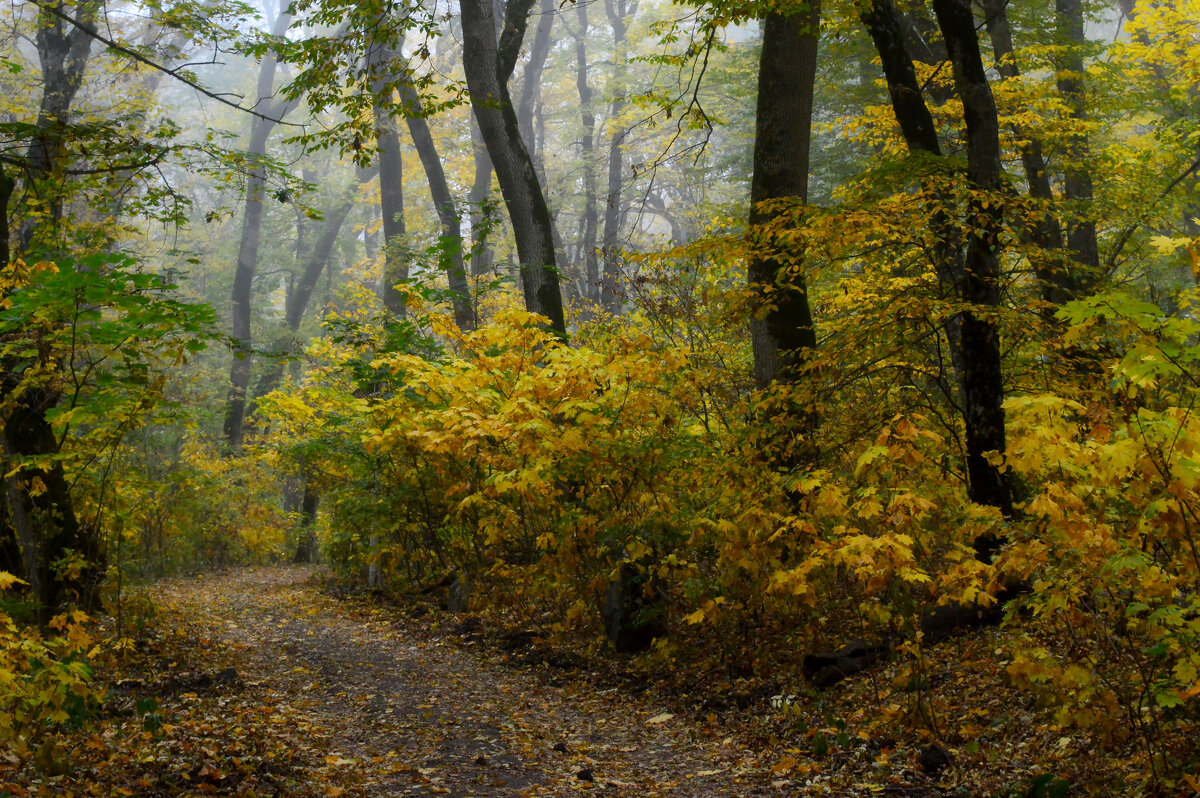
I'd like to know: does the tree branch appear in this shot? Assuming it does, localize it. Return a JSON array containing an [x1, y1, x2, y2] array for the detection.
[[26, 0, 305, 128]]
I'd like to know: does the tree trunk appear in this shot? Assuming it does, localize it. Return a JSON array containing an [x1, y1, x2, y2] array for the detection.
[[864, 0, 1013, 527], [748, 3, 820, 390], [1055, 0, 1100, 288], [224, 13, 299, 448], [371, 44, 409, 318], [980, 0, 1071, 305], [18, 0, 99, 253], [468, 113, 496, 279], [932, 0, 1014, 523], [251, 184, 362, 405], [517, 0, 556, 157], [600, 0, 633, 314], [461, 0, 566, 334], [1, 2, 102, 617], [397, 80, 476, 330], [572, 1, 600, 304], [293, 469, 319, 564], [1, 385, 100, 618]]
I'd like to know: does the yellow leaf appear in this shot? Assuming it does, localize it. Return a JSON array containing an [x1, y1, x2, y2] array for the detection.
[[0, 572, 26, 590]]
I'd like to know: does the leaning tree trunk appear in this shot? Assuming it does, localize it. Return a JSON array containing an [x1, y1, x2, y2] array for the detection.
[[224, 13, 299, 448], [460, 0, 566, 334], [861, 0, 965, 387], [517, 0, 555, 156], [251, 178, 367, 405], [397, 78, 476, 330], [748, 1, 821, 391]]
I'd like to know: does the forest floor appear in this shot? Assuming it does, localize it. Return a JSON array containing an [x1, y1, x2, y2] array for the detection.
[[0, 566, 1148, 797]]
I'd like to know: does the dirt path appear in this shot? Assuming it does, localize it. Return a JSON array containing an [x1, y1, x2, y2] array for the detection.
[[154, 567, 786, 797]]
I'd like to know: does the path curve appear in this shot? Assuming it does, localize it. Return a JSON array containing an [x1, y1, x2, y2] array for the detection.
[[156, 567, 785, 797]]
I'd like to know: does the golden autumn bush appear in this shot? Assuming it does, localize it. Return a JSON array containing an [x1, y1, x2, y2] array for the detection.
[[0, 573, 99, 756]]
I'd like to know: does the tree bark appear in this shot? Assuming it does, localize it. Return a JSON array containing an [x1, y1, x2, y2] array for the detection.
[[1, 384, 99, 619], [864, 0, 1013, 526], [224, 13, 299, 448], [1, 1, 102, 617], [461, 0, 566, 334], [18, 0, 99, 253], [370, 43, 409, 318], [251, 180, 365, 406], [932, 0, 1014, 522], [748, 2, 820, 390]]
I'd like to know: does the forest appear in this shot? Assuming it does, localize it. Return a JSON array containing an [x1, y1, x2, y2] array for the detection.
[[0, 0, 1198, 793]]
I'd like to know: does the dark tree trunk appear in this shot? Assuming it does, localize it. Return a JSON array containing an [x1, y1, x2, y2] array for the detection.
[[18, 0, 98, 253], [748, 3, 820, 390], [599, 0, 633, 314], [371, 45, 409, 318], [293, 471, 319, 564], [980, 0, 1070, 305], [461, 0, 566, 334], [861, 0, 941, 156], [1, 385, 100, 618], [932, 0, 1014, 522], [572, 1, 600, 304], [1055, 0, 1100, 288], [224, 13, 299, 448], [861, 0, 966, 378], [864, 0, 1013, 525], [398, 80, 476, 330], [1, 2, 102, 617]]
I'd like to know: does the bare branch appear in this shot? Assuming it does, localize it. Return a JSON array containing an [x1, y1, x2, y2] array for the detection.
[[26, 0, 306, 128]]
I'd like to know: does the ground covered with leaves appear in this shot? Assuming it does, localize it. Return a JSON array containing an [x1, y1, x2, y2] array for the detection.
[[0, 566, 1183, 796]]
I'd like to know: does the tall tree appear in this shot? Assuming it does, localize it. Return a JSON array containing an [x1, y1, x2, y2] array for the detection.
[[467, 114, 497, 279], [1054, 0, 1100, 285], [251, 173, 372, 405], [516, 0, 556, 158], [931, 0, 1013, 521], [747, 0, 821, 391], [224, 13, 300, 448], [460, 0, 566, 334], [600, 0, 635, 314], [571, 0, 600, 303], [370, 42, 409, 318], [396, 76, 476, 330], [863, 0, 1014, 523], [980, 0, 1071, 305], [1, 0, 101, 617]]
